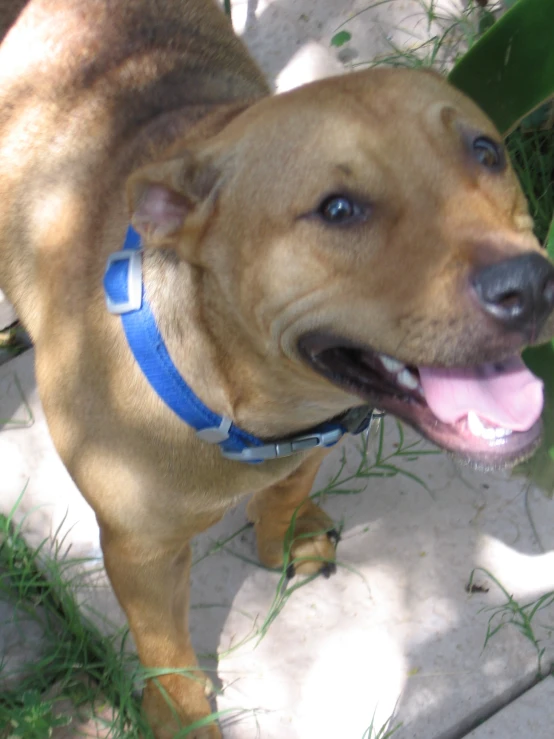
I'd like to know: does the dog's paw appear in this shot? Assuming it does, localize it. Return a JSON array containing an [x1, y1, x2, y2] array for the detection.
[[183, 725, 222, 739], [143, 673, 222, 739], [248, 499, 339, 577], [286, 531, 339, 579], [285, 524, 340, 578]]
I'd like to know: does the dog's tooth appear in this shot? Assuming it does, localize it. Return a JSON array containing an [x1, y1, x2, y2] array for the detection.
[[379, 355, 405, 373], [494, 427, 513, 439], [467, 411, 512, 441], [397, 368, 419, 390], [468, 411, 495, 440], [467, 410, 485, 438]]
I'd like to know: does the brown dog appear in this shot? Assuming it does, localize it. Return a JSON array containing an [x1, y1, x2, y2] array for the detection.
[[1, 1, 554, 737]]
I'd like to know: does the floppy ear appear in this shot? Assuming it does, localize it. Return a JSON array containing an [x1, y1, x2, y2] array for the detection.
[[126, 152, 221, 248]]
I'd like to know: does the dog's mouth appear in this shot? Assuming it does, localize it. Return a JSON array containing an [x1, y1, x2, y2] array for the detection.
[[298, 333, 544, 468]]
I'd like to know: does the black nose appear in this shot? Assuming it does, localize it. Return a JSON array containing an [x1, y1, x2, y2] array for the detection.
[[471, 252, 554, 334]]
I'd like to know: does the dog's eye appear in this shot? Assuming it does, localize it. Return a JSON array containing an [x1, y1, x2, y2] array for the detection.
[[318, 195, 357, 224], [472, 136, 505, 171]]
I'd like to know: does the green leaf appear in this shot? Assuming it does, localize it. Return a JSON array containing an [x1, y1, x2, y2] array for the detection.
[[477, 9, 496, 35], [520, 100, 553, 131], [547, 216, 554, 260], [331, 31, 352, 48], [449, 0, 554, 135]]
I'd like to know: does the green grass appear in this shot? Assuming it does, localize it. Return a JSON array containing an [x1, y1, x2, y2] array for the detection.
[[191, 416, 433, 662], [0, 500, 153, 738], [507, 126, 554, 246], [4, 414, 554, 736], [0, 501, 256, 737], [0, 418, 433, 736], [468, 568, 554, 679], [311, 415, 439, 503], [361, 710, 402, 739], [333, 0, 502, 72]]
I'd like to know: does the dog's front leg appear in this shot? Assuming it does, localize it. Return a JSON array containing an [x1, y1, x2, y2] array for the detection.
[[100, 526, 221, 739], [246, 448, 338, 578]]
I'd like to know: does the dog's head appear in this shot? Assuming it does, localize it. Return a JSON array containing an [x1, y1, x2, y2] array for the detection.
[[127, 68, 554, 468]]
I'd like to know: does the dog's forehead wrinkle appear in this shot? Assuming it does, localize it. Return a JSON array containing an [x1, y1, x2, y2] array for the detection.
[[249, 119, 416, 214], [335, 162, 353, 178], [235, 86, 411, 161], [226, 96, 478, 207]]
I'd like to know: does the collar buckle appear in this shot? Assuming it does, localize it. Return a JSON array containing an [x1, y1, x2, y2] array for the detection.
[[221, 425, 346, 462]]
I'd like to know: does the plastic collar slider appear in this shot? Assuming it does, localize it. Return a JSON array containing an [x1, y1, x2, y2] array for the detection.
[[104, 250, 143, 315]]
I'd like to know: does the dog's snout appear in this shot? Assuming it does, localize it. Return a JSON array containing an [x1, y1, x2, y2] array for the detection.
[[471, 252, 554, 334]]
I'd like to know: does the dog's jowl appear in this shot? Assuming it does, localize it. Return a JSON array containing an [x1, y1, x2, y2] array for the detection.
[[1, 1, 553, 737]]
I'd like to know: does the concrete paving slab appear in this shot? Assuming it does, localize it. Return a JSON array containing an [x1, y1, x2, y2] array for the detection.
[[2, 350, 554, 739], [464, 677, 554, 738], [209, 446, 554, 739]]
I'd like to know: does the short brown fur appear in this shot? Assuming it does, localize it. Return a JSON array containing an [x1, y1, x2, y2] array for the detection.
[[0, 2, 552, 737]]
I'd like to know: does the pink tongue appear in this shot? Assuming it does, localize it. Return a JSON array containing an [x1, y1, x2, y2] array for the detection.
[[419, 356, 544, 431]]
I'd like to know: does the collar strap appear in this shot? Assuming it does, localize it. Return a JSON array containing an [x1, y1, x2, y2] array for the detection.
[[103, 226, 374, 463]]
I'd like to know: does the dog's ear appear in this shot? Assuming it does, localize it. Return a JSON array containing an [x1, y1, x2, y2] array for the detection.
[[126, 153, 221, 247]]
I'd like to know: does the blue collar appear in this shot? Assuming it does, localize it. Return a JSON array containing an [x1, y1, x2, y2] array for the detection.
[[103, 226, 374, 463]]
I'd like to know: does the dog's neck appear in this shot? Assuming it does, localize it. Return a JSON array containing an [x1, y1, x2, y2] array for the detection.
[[105, 229, 371, 461], [143, 250, 361, 441]]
